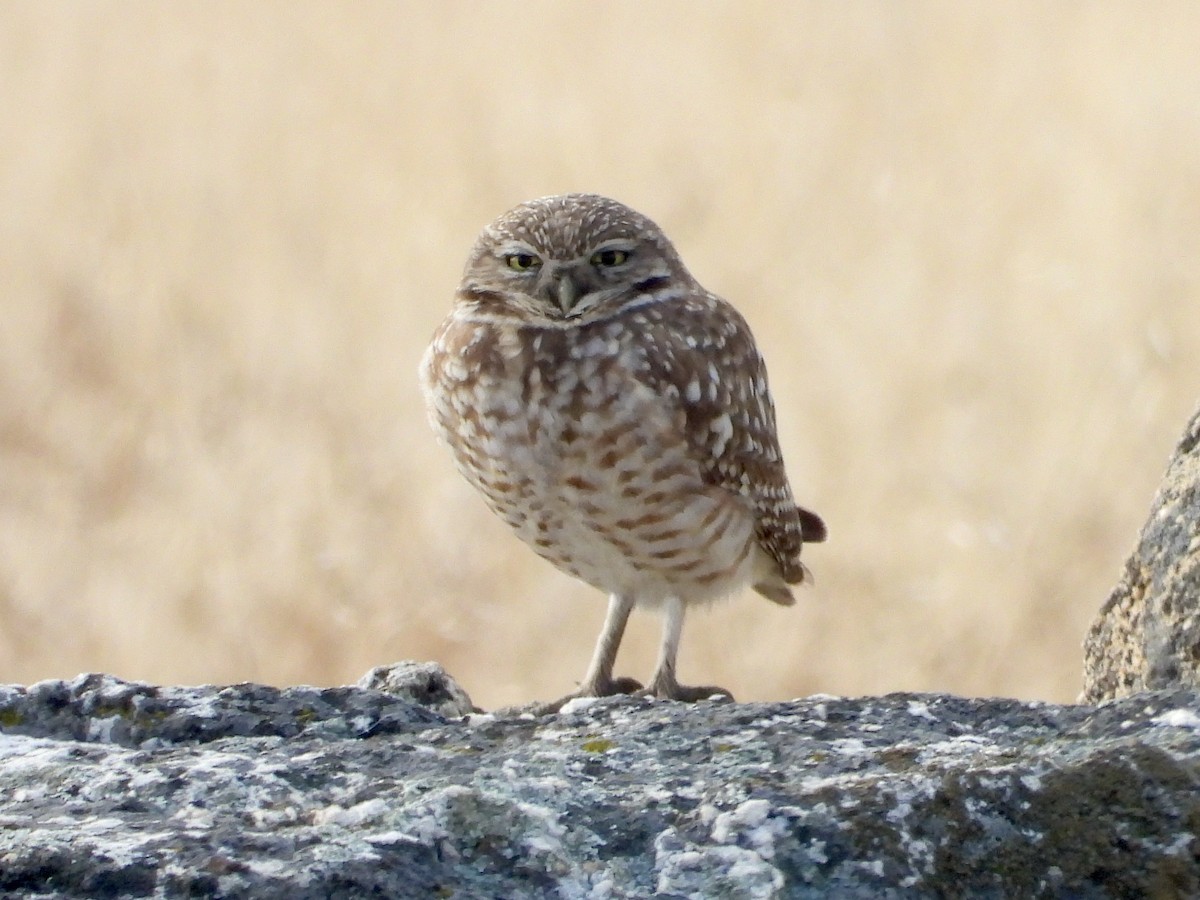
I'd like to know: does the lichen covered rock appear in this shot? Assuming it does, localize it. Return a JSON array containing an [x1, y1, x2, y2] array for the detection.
[[1084, 403, 1200, 703], [1, 668, 1199, 898]]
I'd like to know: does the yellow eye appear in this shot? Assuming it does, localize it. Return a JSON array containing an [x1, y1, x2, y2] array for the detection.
[[591, 248, 629, 267], [505, 253, 541, 271]]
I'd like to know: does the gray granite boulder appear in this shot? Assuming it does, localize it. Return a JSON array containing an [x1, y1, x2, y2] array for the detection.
[[1, 663, 1199, 898], [1084, 404, 1200, 703]]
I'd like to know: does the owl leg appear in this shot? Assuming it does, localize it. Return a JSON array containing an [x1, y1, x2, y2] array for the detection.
[[541, 593, 642, 712], [577, 592, 642, 696], [640, 596, 734, 702]]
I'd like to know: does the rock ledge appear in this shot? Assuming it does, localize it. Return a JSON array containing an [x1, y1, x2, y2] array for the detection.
[[2, 664, 1199, 898]]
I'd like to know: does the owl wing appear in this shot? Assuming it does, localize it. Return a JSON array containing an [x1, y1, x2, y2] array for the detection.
[[636, 291, 825, 587]]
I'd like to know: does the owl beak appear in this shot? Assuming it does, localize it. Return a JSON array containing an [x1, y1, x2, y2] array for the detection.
[[554, 271, 580, 314]]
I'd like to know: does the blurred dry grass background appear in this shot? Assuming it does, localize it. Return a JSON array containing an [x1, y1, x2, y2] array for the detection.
[[1, 3, 1198, 709]]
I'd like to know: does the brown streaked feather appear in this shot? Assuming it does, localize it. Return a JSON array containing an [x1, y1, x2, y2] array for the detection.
[[635, 290, 823, 586]]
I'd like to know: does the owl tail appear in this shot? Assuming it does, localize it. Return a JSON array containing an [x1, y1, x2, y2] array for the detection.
[[753, 505, 826, 605], [798, 506, 827, 543], [753, 579, 797, 606]]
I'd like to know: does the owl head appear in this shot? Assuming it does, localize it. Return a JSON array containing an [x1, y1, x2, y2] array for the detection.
[[457, 194, 693, 325]]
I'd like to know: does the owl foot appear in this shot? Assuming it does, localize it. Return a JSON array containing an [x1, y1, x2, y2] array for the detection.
[[538, 675, 643, 714], [636, 672, 734, 703]]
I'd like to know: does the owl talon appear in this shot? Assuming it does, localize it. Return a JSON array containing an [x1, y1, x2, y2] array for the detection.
[[538, 675, 644, 714], [637, 678, 734, 704], [604, 676, 645, 696]]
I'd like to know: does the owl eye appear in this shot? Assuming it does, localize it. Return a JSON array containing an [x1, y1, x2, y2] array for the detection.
[[591, 248, 630, 268], [505, 253, 541, 271]]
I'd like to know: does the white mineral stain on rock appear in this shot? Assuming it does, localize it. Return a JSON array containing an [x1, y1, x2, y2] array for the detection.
[[0, 733, 72, 766], [86, 715, 123, 743], [1153, 708, 1200, 729], [558, 696, 602, 716], [312, 798, 389, 828], [654, 826, 784, 900], [906, 699, 938, 721]]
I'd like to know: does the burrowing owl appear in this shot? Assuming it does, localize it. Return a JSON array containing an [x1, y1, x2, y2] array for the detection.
[[420, 194, 825, 707]]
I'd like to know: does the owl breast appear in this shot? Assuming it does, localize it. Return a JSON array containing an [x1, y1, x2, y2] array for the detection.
[[420, 307, 760, 605]]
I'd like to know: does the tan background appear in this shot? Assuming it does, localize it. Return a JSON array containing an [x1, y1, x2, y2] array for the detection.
[[1, 3, 1197, 709]]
